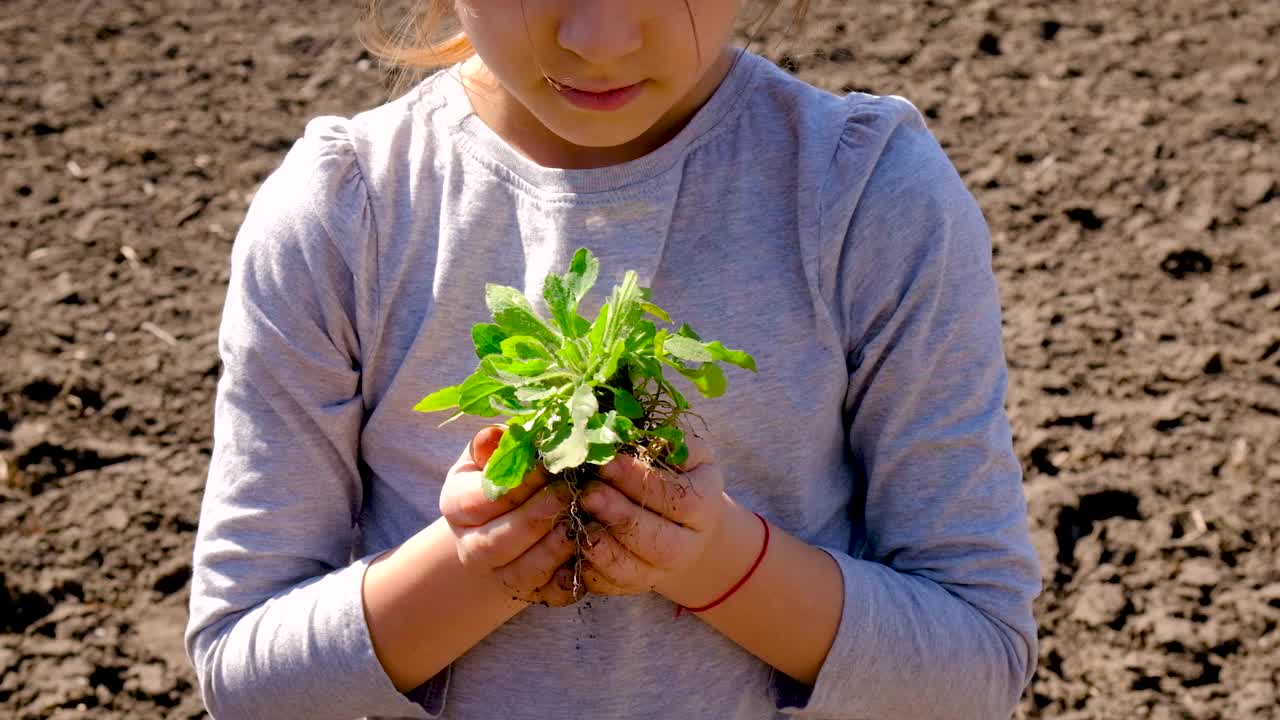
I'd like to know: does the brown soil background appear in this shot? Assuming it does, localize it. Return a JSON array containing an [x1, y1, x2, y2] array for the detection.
[[2, 1, 1277, 718]]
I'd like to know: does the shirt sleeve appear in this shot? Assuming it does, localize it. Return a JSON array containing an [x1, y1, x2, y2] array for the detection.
[[184, 116, 447, 719], [770, 96, 1041, 719]]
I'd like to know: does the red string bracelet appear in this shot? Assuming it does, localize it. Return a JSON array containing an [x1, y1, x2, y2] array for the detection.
[[674, 511, 769, 618]]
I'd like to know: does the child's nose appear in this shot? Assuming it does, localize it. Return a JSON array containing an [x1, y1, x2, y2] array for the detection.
[[556, 1, 644, 65]]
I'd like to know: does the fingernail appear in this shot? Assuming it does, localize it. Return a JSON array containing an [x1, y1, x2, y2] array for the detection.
[[469, 425, 501, 464], [585, 522, 605, 545], [557, 570, 575, 591]]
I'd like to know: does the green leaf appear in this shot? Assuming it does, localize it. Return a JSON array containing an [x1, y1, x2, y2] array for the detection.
[[481, 356, 574, 388], [647, 425, 686, 461], [542, 384, 598, 474], [488, 355, 551, 377], [664, 335, 713, 363], [597, 337, 626, 384], [585, 411, 621, 445], [647, 425, 682, 443], [538, 410, 572, 452], [588, 302, 609, 355], [660, 376, 690, 410], [459, 371, 506, 416], [494, 307, 561, 350], [566, 381, 598, 427], [500, 335, 553, 361], [625, 320, 656, 354], [486, 283, 561, 349], [489, 389, 532, 416], [515, 385, 565, 404], [648, 424, 688, 465], [608, 386, 644, 419], [566, 248, 600, 305], [630, 355, 662, 382], [506, 413, 536, 430], [542, 274, 579, 338], [413, 385, 460, 413], [558, 340, 584, 370], [653, 328, 668, 358], [639, 301, 671, 323], [586, 444, 616, 465], [603, 271, 643, 350], [485, 283, 534, 317], [705, 341, 757, 372], [585, 426, 619, 446], [687, 362, 727, 397], [472, 324, 509, 358], [430, 254, 755, 476], [517, 408, 552, 441], [611, 414, 638, 442], [545, 250, 600, 339], [583, 411, 622, 464], [482, 425, 537, 500], [667, 442, 689, 466]]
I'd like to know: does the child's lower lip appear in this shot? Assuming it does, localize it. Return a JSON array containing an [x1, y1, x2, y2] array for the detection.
[[555, 81, 645, 111]]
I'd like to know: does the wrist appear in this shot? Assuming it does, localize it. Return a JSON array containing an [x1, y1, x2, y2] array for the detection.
[[362, 516, 526, 691], [655, 493, 762, 608]]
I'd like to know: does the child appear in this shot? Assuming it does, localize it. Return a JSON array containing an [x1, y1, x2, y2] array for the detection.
[[186, 1, 1041, 718]]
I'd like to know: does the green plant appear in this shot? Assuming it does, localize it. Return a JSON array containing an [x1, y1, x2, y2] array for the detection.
[[414, 247, 756, 504]]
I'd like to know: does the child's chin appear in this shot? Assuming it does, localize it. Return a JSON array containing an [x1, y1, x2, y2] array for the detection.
[[552, 122, 653, 152]]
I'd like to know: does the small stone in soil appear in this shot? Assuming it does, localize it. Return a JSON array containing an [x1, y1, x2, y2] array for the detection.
[[1236, 171, 1275, 208], [130, 662, 174, 697], [1070, 583, 1127, 626], [104, 507, 130, 531]]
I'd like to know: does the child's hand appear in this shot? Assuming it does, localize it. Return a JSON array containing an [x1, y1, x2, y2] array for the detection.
[[440, 426, 582, 607], [576, 434, 727, 597]]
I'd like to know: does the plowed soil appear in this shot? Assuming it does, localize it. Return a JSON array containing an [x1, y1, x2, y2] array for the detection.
[[2, 1, 1277, 718]]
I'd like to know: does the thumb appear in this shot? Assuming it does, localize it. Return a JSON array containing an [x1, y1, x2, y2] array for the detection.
[[467, 424, 507, 468]]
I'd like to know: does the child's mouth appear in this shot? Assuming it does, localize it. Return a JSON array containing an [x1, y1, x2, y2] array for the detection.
[[552, 79, 646, 112]]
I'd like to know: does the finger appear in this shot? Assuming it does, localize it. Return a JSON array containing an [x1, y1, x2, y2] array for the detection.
[[468, 424, 506, 466], [441, 462, 553, 528], [445, 424, 506, 477], [597, 454, 686, 518], [676, 433, 714, 471], [458, 481, 572, 568], [532, 565, 586, 607], [579, 522, 661, 591], [580, 557, 648, 597], [581, 480, 699, 569], [492, 521, 576, 594], [442, 427, 553, 526], [597, 451, 722, 528]]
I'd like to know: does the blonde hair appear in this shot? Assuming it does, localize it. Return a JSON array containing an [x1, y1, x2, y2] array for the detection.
[[358, 0, 811, 97]]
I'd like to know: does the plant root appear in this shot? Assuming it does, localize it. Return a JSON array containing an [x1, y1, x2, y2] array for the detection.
[[553, 465, 598, 601], [548, 437, 710, 603]]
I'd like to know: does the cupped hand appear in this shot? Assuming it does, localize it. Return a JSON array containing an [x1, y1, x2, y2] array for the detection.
[[439, 425, 583, 607], [575, 433, 728, 598]]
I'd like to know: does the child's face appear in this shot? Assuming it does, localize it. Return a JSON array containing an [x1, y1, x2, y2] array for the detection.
[[457, 0, 743, 166]]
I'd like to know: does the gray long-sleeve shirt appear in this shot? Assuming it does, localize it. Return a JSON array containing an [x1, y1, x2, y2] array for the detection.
[[186, 49, 1041, 719]]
